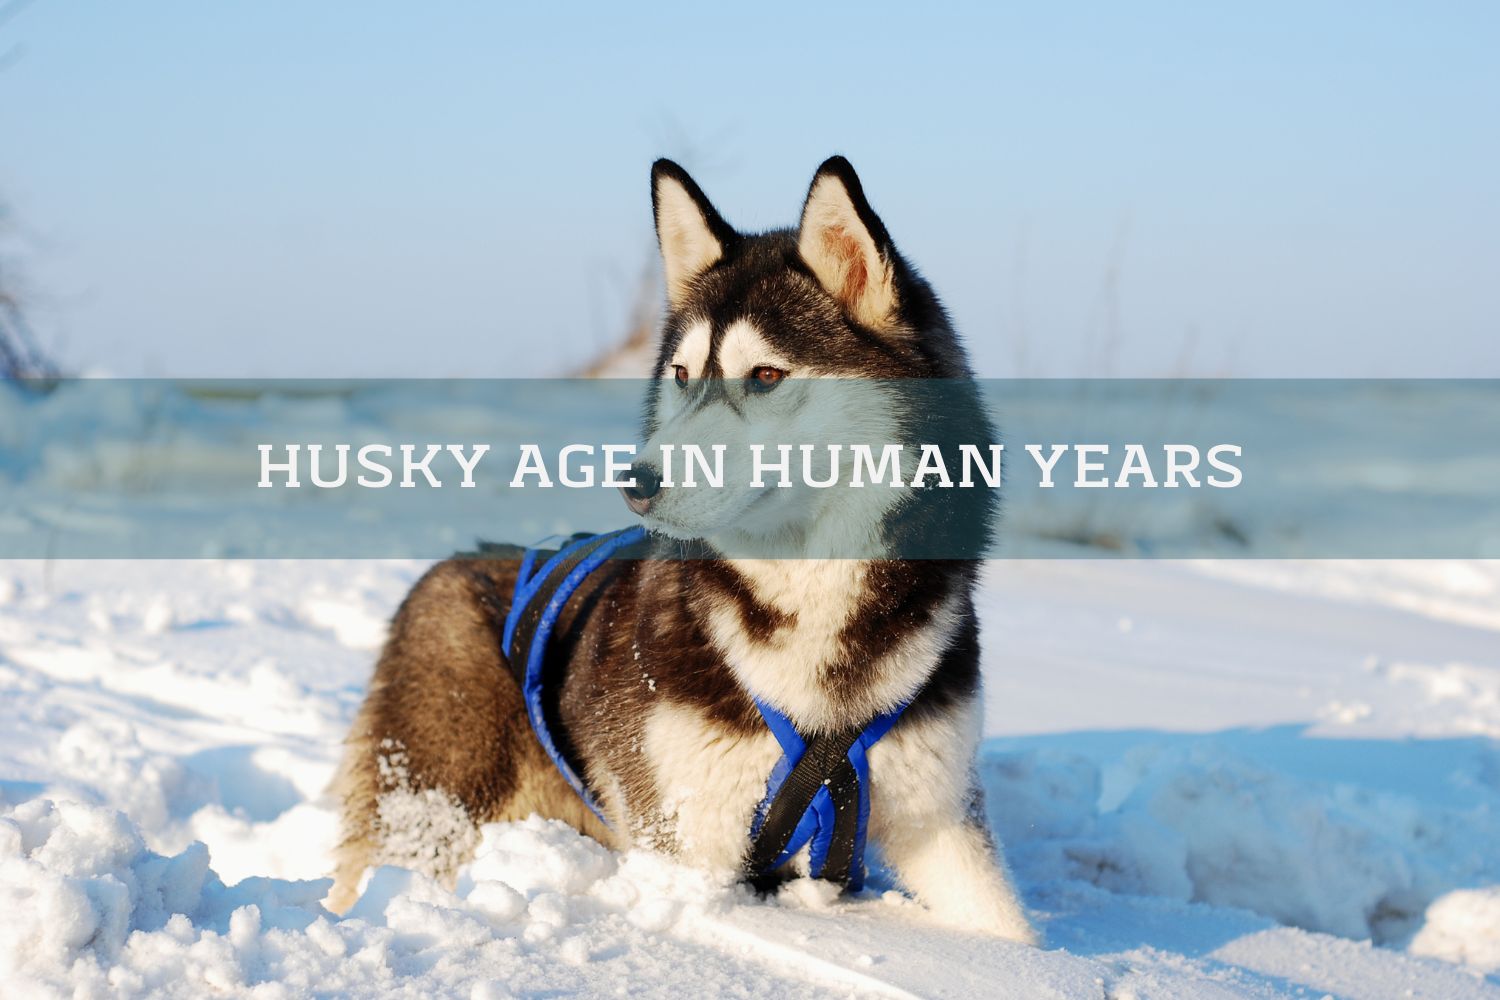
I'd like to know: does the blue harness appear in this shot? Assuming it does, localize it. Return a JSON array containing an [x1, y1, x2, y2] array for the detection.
[[498, 526, 910, 891]]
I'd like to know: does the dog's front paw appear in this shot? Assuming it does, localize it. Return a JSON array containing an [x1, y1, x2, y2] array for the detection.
[[961, 902, 1043, 947], [927, 896, 1044, 946], [993, 916, 1044, 948]]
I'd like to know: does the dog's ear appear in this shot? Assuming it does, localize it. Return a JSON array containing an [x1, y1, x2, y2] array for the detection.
[[797, 157, 899, 330], [652, 159, 736, 310]]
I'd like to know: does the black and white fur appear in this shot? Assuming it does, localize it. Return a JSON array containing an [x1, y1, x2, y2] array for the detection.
[[330, 157, 1038, 945]]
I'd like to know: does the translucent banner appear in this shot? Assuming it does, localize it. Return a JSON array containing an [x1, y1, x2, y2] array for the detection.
[[0, 379, 1495, 558]]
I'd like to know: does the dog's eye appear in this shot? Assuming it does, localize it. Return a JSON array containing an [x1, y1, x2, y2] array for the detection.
[[671, 364, 689, 388], [748, 366, 786, 393]]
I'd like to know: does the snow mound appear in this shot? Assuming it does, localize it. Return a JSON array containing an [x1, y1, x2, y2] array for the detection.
[[985, 743, 1500, 945], [0, 801, 873, 999], [0, 798, 328, 995], [1410, 888, 1500, 973]]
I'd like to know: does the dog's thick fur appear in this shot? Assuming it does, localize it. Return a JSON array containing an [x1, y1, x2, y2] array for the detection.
[[329, 158, 1039, 944]]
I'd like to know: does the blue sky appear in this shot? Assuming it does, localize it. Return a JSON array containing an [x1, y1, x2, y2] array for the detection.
[[1, 1, 1496, 377]]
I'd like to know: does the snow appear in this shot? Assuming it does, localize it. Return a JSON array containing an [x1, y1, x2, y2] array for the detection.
[[2, 556, 1499, 998], [1412, 889, 1500, 973]]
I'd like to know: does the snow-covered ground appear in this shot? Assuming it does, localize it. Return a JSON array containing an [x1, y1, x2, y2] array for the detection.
[[3, 557, 1499, 998]]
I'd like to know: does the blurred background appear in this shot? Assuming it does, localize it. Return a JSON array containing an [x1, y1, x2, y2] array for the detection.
[[0, 0, 1496, 379]]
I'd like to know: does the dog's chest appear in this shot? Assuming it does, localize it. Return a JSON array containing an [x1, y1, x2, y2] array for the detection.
[[693, 560, 960, 732], [698, 562, 872, 723], [594, 558, 973, 865], [632, 693, 977, 870]]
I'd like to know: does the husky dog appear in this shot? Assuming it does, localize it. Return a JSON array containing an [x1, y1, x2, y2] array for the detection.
[[329, 157, 1039, 944]]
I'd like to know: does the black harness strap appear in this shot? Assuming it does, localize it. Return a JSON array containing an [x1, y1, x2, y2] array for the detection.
[[502, 531, 612, 685], [745, 725, 864, 885], [817, 755, 863, 885]]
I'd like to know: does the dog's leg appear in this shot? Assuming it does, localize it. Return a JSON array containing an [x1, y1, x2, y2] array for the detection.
[[327, 710, 381, 913], [641, 701, 784, 873], [876, 789, 1040, 945], [328, 557, 609, 912], [870, 703, 1041, 945]]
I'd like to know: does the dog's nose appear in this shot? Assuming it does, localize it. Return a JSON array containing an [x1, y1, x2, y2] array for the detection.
[[620, 463, 661, 515]]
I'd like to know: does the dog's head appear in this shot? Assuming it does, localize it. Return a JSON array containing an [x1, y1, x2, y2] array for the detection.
[[624, 157, 992, 558]]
